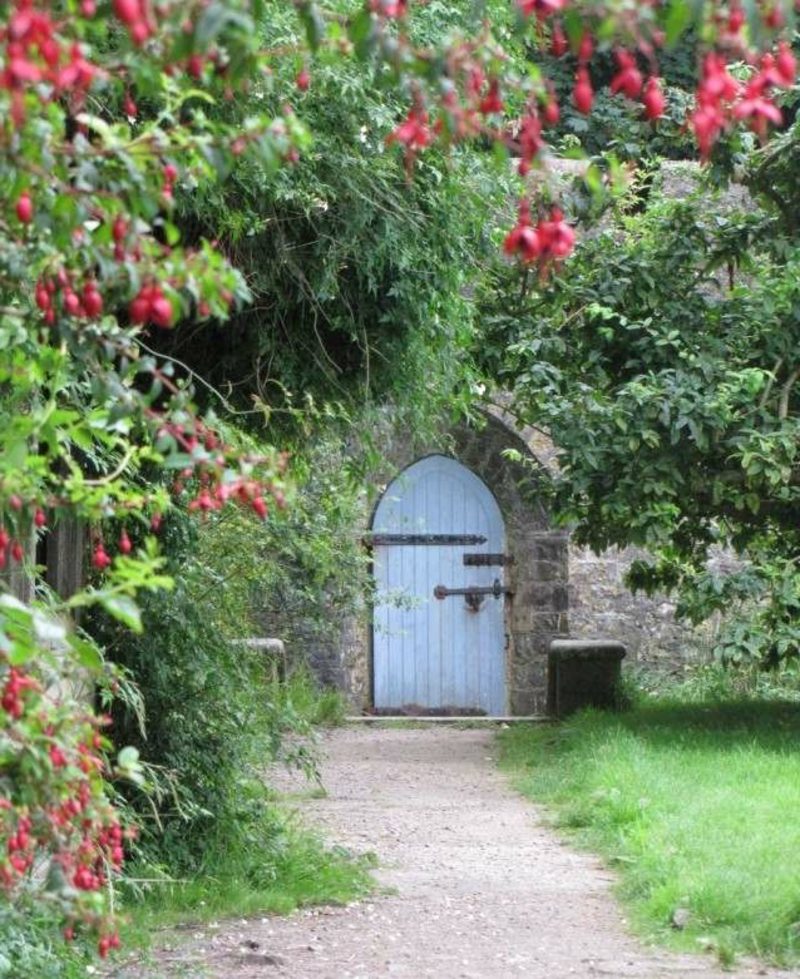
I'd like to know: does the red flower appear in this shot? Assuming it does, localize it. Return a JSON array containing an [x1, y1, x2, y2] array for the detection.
[[700, 54, 740, 103], [92, 545, 111, 570], [517, 0, 566, 19], [550, 23, 568, 58], [610, 50, 643, 100], [517, 113, 543, 173], [370, 0, 408, 18], [15, 192, 33, 224], [387, 107, 432, 152], [539, 208, 575, 261], [479, 79, 503, 115], [775, 42, 797, 86], [727, 4, 745, 33], [642, 77, 666, 121], [504, 202, 539, 265], [129, 285, 174, 328], [573, 67, 593, 115], [733, 88, 782, 138], [691, 103, 725, 159]]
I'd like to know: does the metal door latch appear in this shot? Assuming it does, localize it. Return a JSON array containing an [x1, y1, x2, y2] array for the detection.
[[433, 578, 513, 609]]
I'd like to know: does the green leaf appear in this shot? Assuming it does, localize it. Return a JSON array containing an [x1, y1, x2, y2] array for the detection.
[[68, 635, 104, 672], [7, 643, 36, 666], [164, 221, 181, 247], [99, 594, 143, 632], [196, 2, 228, 46], [2, 437, 29, 471], [563, 8, 584, 48], [297, 2, 324, 52], [349, 9, 376, 59]]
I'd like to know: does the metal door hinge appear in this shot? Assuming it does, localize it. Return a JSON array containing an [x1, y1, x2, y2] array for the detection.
[[463, 553, 514, 567], [368, 533, 487, 546]]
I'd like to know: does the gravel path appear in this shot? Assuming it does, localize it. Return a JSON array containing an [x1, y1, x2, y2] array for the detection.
[[126, 726, 797, 979]]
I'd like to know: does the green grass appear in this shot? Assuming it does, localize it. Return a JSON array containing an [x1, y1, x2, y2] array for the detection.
[[499, 698, 800, 966], [119, 810, 373, 953], [125, 827, 371, 925], [269, 666, 349, 727], [0, 907, 97, 979], [114, 669, 365, 964]]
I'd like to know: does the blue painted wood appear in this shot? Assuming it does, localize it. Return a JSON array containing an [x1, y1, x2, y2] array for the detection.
[[372, 455, 506, 714]]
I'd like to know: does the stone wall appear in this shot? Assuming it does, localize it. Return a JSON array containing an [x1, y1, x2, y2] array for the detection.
[[305, 404, 716, 712], [568, 545, 714, 669], [485, 399, 715, 672]]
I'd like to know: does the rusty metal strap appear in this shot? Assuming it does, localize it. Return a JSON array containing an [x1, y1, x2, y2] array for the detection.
[[367, 533, 488, 546]]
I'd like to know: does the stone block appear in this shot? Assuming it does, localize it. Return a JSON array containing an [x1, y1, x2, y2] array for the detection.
[[547, 639, 626, 718], [235, 637, 287, 682], [530, 559, 569, 583]]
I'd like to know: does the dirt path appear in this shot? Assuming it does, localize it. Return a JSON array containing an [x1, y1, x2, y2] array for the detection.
[[129, 727, 796, 978]]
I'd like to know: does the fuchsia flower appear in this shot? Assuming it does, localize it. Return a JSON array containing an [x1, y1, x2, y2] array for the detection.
[[504, 201, 575, 271], [610, 50, 643, 100]]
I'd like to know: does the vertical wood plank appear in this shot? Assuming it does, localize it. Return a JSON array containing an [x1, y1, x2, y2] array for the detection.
[[46, 517, 87, 600]]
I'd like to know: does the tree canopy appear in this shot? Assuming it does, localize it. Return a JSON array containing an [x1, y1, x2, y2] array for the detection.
[[480, 144, 800, 665]]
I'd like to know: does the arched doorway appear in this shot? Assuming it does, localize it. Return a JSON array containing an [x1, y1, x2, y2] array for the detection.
[[371, 454, 507, 715]]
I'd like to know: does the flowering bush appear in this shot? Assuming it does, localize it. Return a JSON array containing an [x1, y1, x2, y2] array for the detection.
[[0, 0, 793, 961], [0, 0, 291, 954], [0, 616, 133, 956]]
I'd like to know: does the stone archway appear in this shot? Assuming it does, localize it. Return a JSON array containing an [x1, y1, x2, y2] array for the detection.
[[447, 413, 569, 714], [348, 411, 569, 715], [305, 409, 568, 716]]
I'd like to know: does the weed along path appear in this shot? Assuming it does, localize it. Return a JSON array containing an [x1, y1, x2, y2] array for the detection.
[[135, 727, 796, 979]]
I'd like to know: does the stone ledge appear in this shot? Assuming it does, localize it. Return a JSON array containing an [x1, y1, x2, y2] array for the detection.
[[549, 639, 626, 661], [233, 637, 285, 653], [232, 637, 287, 681]]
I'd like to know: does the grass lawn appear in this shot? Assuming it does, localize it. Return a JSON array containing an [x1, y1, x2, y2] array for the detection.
[[499, 698, 800, 966]]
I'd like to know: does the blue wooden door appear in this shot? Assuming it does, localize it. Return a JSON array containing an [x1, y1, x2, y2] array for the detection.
[[372, 455, 507, 715]]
